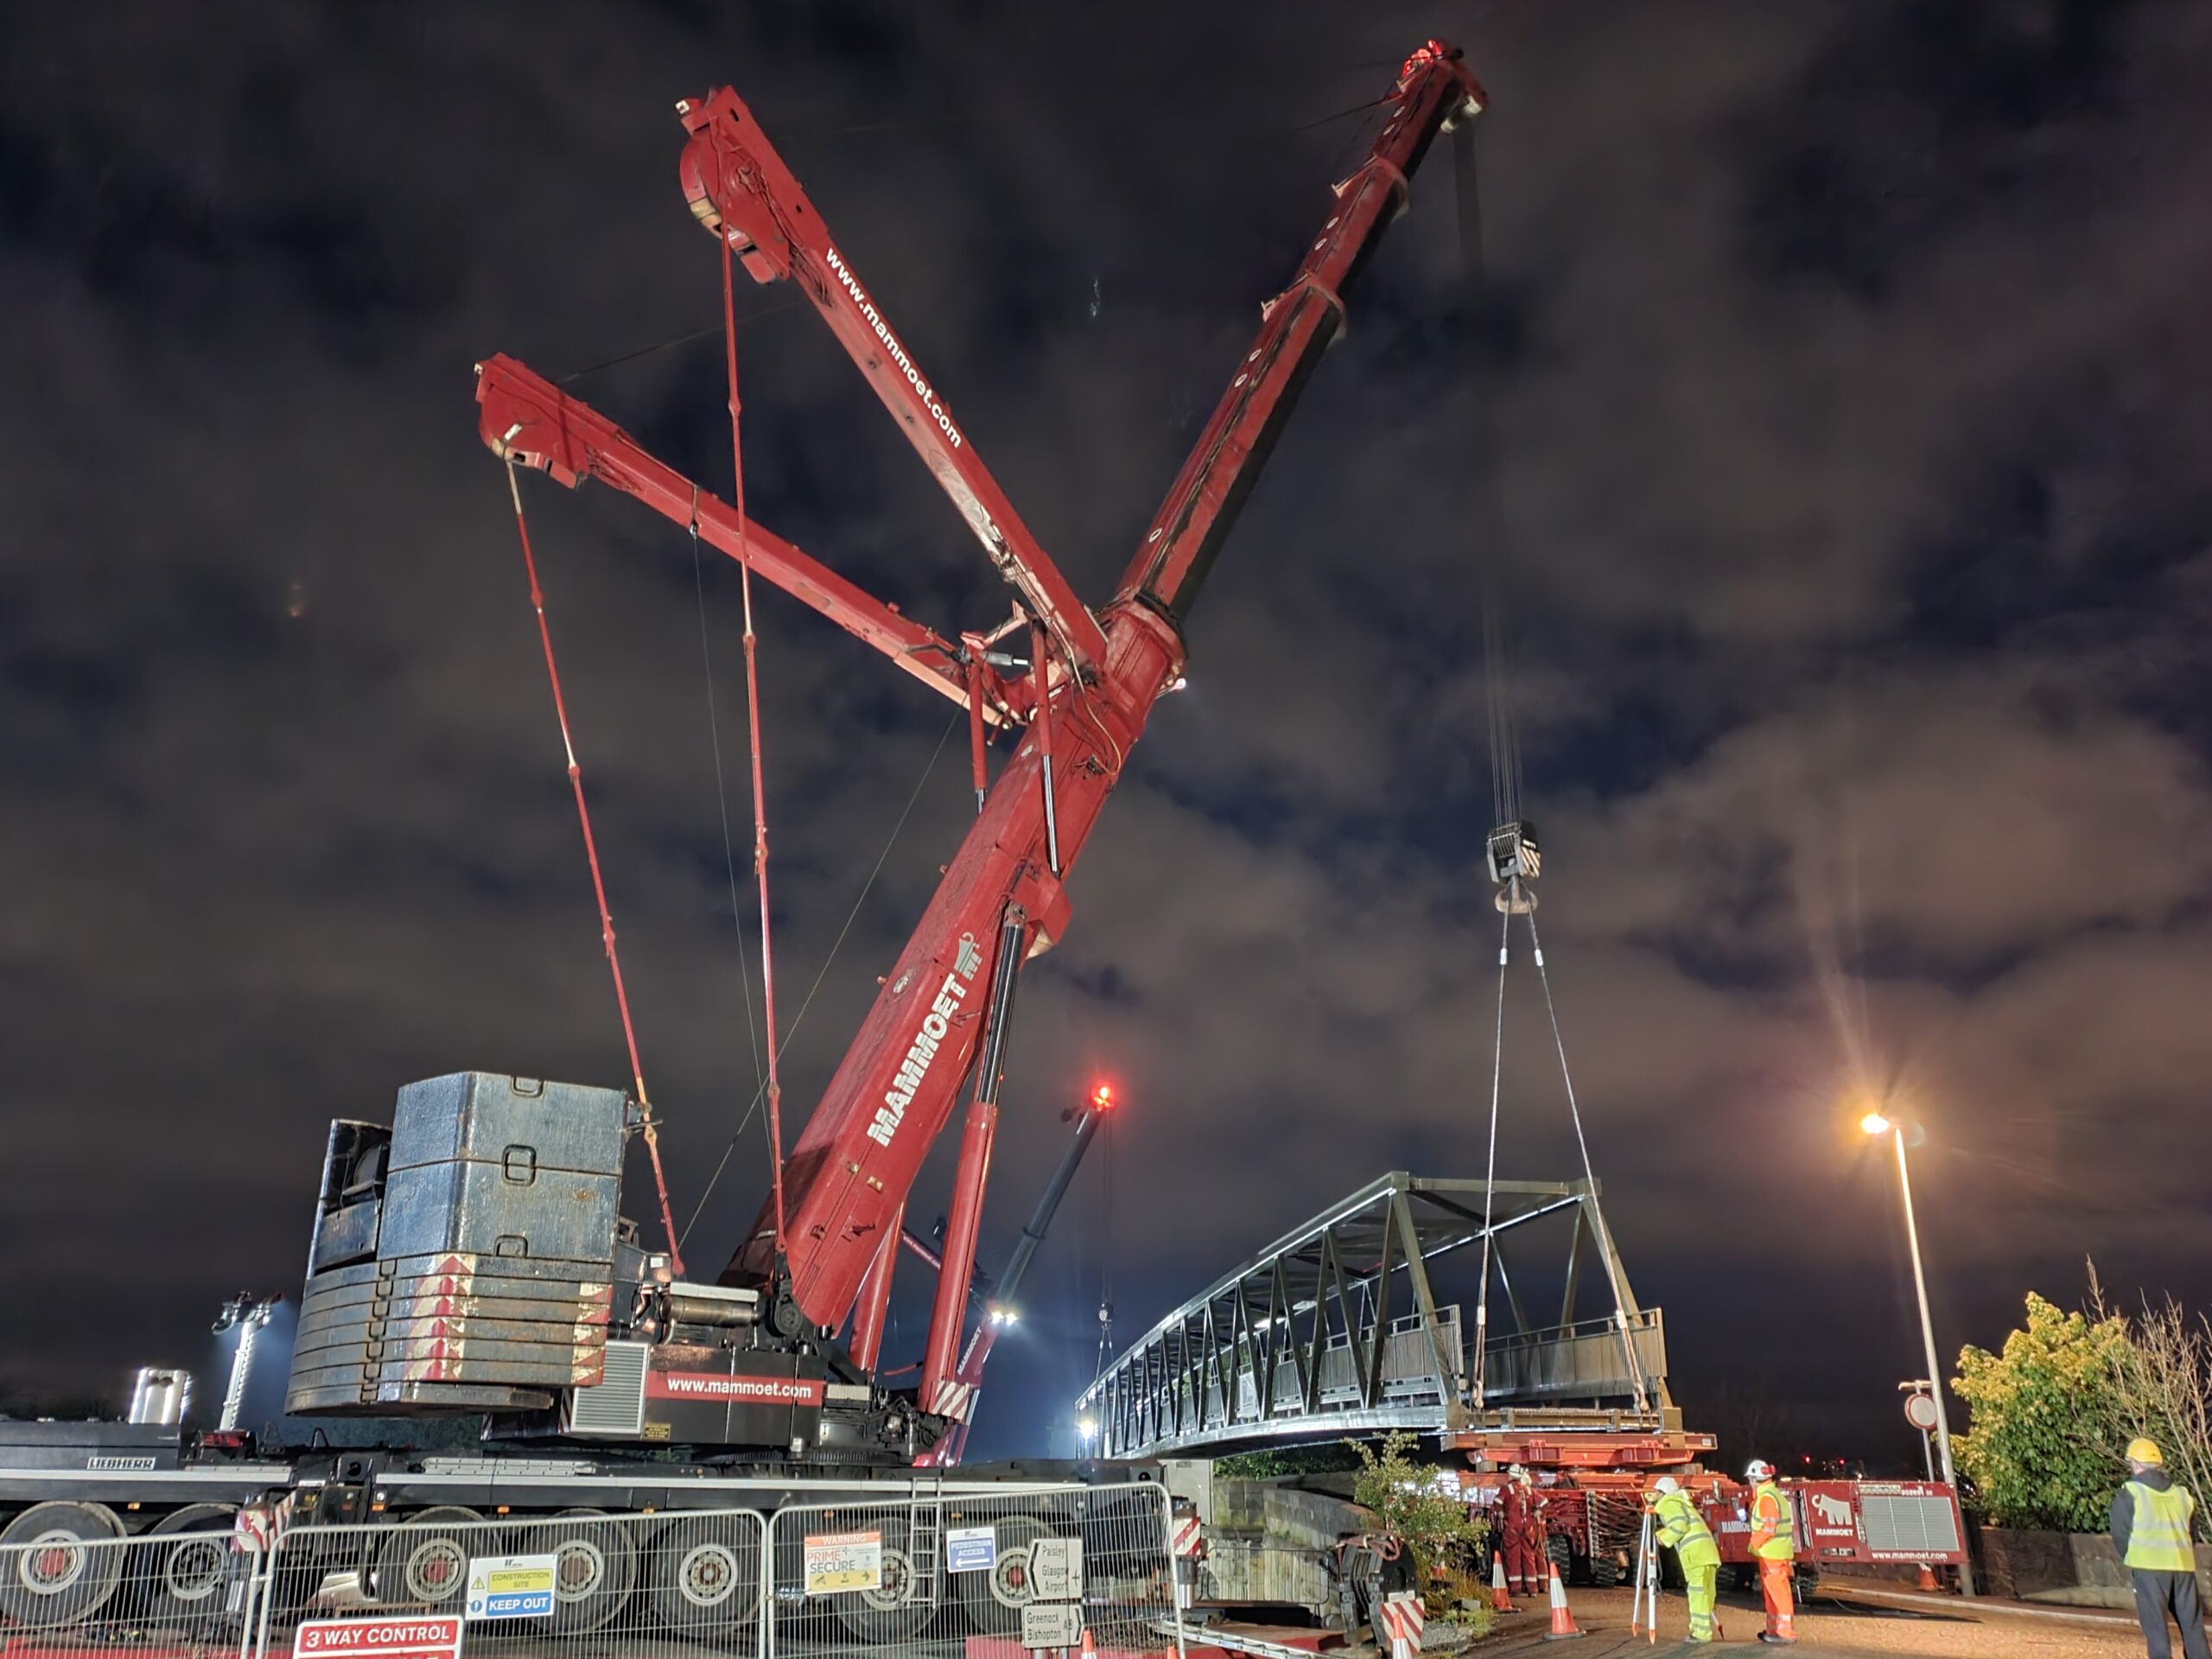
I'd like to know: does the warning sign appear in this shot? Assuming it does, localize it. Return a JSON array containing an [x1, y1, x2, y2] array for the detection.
[[295, 1616, 464, 1659], [465, 1553, 556, 1621], [804, 1529, 883, 1595], [948, 1524, 998, 1574]]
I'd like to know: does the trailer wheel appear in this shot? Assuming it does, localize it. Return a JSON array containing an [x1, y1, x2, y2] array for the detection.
[[0, 1501, 126, 1629], [372, 1508, 485, 1611], [954, 1513, 1052, 1635], [649, 1514, 762, 1645], [132, 1504, 235, 1635]]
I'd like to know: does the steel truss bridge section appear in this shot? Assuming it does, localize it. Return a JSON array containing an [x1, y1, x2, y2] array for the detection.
[[1076, 1173, 1669, 1460]]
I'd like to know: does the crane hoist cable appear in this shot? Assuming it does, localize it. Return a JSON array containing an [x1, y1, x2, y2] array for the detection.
[[503, 460, 687, 1275], [1453, 121, 1645, 1414], [690, 502, 767, 1108], [719, 232, 790, 1252]]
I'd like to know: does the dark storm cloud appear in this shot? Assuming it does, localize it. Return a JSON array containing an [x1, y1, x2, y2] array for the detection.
[[3, 0, 2209, 1463]]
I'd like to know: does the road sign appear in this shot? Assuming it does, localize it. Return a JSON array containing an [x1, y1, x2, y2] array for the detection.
[[803, 1529, 883, 1595], [948, 1525, 998, 1573], [1904, 1391, 1940, 1432], [295, 1616, 463, 1659], [1029, 1537, 1084, 1601], [1021, 1602, 1083, 1650], [466, 1553, 556, 1620]]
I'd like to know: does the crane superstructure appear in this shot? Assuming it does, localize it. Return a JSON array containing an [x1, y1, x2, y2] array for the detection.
[[445, 38, 1487, 1462]]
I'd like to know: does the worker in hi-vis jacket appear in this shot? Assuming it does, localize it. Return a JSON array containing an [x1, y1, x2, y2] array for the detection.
[[1649, 1476, 1721, 1643], [1743, 1459, 1798, 1645], [2112, 1438, 2209, 1659]]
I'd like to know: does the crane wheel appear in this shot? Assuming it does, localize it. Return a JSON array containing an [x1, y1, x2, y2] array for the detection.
[[372, 1508, 486, 1611], [955, 1512, 1052, 1636], [829, 1519, 935, 1644], [649, 1514, 763, 1644], [0, 1502, 126, 1629], [132, 1504, 237, 1635]]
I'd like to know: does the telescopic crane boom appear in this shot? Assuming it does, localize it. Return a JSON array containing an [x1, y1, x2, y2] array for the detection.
[[474, 39, 1486, 1442]]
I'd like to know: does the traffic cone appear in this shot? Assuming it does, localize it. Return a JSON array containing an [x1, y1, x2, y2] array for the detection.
[[1543, 1566, 1585, 1641], [1916, 1563, 1940, 1592], [1079, 1629, 1097, 1659], [1491, 1554, 1516, 1612]]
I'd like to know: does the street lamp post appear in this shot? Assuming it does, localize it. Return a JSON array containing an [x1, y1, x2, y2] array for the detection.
[[1861, 1112, 1975, 1596]]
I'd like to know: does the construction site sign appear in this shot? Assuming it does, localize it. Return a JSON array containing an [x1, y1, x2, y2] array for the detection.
[[465, 1553, 556, 1620], [295, 1616, 464, 1659], [948, 1524, 998, 1573], [803, 1529, 883, 1594]]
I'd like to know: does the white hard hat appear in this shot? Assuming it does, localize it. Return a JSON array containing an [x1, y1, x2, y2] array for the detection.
[[1745, 1459, 1775, 1482], [1652, 1477, 1681, 1496]]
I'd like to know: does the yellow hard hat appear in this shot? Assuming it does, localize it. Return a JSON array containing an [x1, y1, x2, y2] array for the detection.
[[2127, 1438, 2164, 1466]]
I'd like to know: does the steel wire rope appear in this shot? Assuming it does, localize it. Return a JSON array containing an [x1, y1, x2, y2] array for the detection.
[[1522, 899, 1651, 1413], [677, 710, 963, 1249], [503, 461, 688, 1270], [1471, 899, 1511, 1409], [690, 503, 766, 1109]]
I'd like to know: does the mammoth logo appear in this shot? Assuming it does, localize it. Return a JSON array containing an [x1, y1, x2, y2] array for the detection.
[[1808, 1494, 1853, 1529]]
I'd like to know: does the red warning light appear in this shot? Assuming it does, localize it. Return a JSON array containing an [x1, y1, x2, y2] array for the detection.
[[1090, 1082, 1116, 1110]]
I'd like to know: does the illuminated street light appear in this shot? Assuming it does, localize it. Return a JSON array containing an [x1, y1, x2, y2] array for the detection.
[[1860, 1110, 1974, 1596], [1076, 1414, 1099, 1447]]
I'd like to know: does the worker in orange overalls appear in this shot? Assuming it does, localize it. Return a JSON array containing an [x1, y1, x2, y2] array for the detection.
[[1743, 1459, 1798, 1644], [1499, 1465, 1549, 1599]]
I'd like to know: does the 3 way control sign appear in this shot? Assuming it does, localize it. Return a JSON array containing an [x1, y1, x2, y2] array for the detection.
[[295, 1616, 464, 1659], [465, 1554, 556, 1621]]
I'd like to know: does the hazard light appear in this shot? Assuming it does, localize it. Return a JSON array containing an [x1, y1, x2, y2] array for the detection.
[[1090, 1082, 1116, 1111]]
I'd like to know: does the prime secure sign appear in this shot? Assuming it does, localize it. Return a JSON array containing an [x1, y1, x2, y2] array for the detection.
[[465, 1554, 556, 1621]]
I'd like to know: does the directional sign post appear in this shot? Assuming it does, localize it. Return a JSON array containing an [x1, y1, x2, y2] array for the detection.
[[1021, 1602, 1082, 1651]]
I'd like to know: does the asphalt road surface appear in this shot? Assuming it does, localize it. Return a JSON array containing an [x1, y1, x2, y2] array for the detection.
[[1464, 1581, 2184, 1656]]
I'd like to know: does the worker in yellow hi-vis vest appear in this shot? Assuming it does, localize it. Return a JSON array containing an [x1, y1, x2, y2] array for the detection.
[[1743, 1459, 1797, 1645], [1649, 1477, 1721, 1643], [2113, 1438, 2209, 1659]]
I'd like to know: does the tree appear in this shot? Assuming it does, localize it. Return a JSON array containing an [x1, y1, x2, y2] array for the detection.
[[1952, 1292, 2131, 1532], [1348, 1431, 1487, 1626], [2090, 1268, 2212, 1541]]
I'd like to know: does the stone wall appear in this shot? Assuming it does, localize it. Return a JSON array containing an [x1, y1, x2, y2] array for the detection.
[[1976, 1526, 2212, 1609]]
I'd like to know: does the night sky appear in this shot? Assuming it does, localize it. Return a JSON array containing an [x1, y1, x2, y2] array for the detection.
[[5, 1, 2209, 1472]]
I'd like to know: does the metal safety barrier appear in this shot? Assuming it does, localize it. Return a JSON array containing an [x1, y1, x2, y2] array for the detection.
[[224, 1478, 1181, 1659], [0, 1509, 246, 1656]]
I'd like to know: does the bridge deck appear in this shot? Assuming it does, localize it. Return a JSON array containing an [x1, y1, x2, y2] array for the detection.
[[1077, 1173, 1666, 1460]]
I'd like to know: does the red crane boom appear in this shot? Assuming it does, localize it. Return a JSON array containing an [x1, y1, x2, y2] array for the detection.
[[474, 39, 1486, 1431]]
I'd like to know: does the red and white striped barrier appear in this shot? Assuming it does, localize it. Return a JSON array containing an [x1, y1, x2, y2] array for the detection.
[[1380, 1591, 1425, 1659]]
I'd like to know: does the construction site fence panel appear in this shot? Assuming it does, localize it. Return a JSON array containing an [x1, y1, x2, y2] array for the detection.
[[225, 1480, 1181, 1659], [0, 1511, 245, 1659]]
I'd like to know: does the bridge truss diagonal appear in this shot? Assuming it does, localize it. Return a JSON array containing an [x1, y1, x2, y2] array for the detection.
[[1076, 1172, 1670, 1460]]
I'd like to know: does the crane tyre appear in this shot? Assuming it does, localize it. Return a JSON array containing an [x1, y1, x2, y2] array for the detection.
[[372, 1508, 486, 1611], [955, 1512, 1052, 1636], [648, 1514, 762, 1646], [828, 1519, 935, 1644], [0, 1502, 126, 1629], [132, 1504, 236, 1635]]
